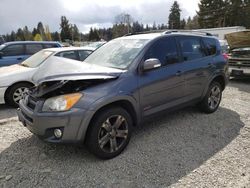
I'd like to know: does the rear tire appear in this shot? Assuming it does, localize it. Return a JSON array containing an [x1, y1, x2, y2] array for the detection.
[[199, 81, 222, 114], [86, 107, 132, 159], [5, 83, 33, 108]]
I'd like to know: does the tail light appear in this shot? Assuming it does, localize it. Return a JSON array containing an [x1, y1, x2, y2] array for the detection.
[[222, 53, 229, 60]]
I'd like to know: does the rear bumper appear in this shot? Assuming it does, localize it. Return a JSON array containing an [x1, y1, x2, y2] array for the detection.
[[229, 66, 250, 76], [17, 99, 92, 143], [0, 87, 7, 104]]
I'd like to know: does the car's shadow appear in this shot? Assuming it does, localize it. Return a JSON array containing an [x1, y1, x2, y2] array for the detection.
[[0, 106, 244, 187], [0, 104, 17, 121]]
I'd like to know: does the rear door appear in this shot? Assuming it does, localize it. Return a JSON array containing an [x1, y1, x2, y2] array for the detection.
[[0, 44, 25, 67], [176, 36, 211, 100], [138, 37, 186, 117]]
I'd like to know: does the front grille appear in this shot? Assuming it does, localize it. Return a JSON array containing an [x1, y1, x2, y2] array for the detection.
[[229, 58, 250, 67]]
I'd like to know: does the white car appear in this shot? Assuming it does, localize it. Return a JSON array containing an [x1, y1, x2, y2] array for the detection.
[[0, 46, 95, 107]]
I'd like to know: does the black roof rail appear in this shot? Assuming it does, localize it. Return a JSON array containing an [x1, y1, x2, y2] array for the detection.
[[123, 29, 213, 37], [123, 29, 166, 36], [162, 30, 213, 36]]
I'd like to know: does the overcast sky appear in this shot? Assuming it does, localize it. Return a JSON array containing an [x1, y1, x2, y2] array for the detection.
[[0, 0, 200, 35]]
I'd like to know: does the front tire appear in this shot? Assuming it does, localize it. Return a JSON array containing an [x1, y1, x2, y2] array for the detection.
[[86, 107, 132, 159], [199, 81, 222, 113], [5, 83, 33, 108]]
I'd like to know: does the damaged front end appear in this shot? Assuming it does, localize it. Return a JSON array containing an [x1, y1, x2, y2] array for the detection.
[[17, 74, 119, 142], [24, 74, 118, 113], [30, 78, 114, 99]]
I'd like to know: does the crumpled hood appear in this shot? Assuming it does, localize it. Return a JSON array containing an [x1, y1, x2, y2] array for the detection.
[[32, 56, 125, 84], [225, 30, 250, 49]]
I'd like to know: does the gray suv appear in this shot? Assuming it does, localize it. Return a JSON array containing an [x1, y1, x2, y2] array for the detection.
[[17, 31, 229, 159]]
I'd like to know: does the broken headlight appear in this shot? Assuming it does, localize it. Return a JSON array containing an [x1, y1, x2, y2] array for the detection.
[[42, 93, 83, 112]]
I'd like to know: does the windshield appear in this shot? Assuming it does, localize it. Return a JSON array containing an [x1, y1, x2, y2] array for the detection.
[[21, 50, 53, 68], [84, 38, 149, 69]]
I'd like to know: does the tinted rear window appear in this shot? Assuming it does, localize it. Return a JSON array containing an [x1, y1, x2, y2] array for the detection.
[[203, 38, 218, 56], [177, 36, 206, 61]]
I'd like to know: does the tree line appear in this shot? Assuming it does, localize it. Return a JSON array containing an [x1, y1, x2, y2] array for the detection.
[[2, 0, 250, 43]]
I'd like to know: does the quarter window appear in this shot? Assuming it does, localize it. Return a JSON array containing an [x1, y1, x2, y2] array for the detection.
[[145, 37, 179, 66], [178, 36, 205, 61], [2, 44, 24, 56], [203, 38, 217, 56], [56, 51, 78, 60], [78, 50, 92, 61]]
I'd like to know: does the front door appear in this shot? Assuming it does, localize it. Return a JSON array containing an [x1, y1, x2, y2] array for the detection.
[[0, 44, 25, 67], [138, 37, 185, 117]]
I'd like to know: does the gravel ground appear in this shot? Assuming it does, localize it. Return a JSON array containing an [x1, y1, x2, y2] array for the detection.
[[0, 80, 249, 188]]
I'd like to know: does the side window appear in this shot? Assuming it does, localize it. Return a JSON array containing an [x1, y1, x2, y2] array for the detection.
[[145, 37, 179, 66], [25, 44, 43, 55], [43, 43, 59, 48], [78, 50, 92, 61], [203, 38, 217, 56], [2, 44, 24, 56], [55, 51, 78, 60], [178, 36, 205, 61]]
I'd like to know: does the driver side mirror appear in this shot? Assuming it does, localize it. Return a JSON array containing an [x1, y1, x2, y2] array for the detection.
[[143, 58, 161, 71], [0, 52, 3, 59]]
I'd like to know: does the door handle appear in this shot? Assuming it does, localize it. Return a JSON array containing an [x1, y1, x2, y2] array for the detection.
[[175, 71, 182, 76], [17, 57, 23, 60]]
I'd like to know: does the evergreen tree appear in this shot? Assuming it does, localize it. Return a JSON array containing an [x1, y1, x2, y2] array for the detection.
[[168, 1, 181, 29], [88, 28, 100, 41], [60, 16, 71, 42], [244, 0, 250, 27], [185, 15, 200, 29], [16, 28, 25, 41], [112, 24, 128, 38], [180, 19, 186, 29], [10, 31, 16, 41], [32, 28, 38, 37], [132, 21, 144, 33], [152, 22, 157, 30], [197, 0, 226, 28], [37, 22, 46, 40], [23, 26, 33, 40], [226, 0, 248, 27], [72, 24, 80, 41], [51, 31, 60, 41]]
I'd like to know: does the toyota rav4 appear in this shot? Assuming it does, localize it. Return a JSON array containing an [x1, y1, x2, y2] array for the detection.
[[17, 31, 229, 159]]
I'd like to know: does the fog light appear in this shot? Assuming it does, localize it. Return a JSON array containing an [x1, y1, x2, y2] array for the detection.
[[54, 129, 62, 138]]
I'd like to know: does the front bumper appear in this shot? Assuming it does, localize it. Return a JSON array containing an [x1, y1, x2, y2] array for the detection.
[[17, 97, 92, 143], [0, 87, 7, 104]]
